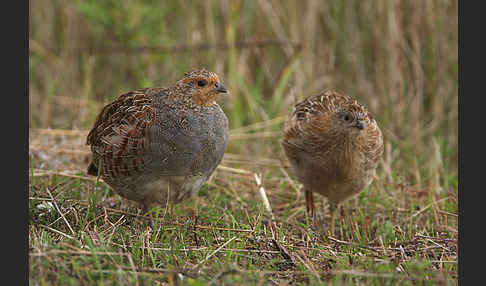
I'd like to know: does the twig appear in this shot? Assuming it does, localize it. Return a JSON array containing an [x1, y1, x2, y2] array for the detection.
[[327, 237, 381, 253], [254, 173, 275, 221], [272, 239, 296, 265], [31, 169, 101, 182], [436, 209, 458, 217], [230, 116, 286, 134], [30, 128, 89, 136], [425, 239, 451, 252], [279, 167, 300, 195], [254, 173, 279, 239], [136, 267, 197, 279], [222, 153, 282, 167], [127, 252, 138, 283], [38, 224, 74, 240], [216, 165, 252, 175], [415, 234, 457, 243], [30, 249, 120, 256], [294, 250, 320, 280], [378, 235, 387, 255], [229, 131, 282, 141], [90, 241, 282, 254], [330, 269, 403, 279], [230, 131, 281, 140], [193, 236, 237, 269], [45, 188, 75, 236], [411, 197, 449, 218], [74, 203, 255, 233], [172, 222, 253, 233]]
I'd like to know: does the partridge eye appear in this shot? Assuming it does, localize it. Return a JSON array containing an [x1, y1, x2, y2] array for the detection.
[[197, 80, 207, 87], [343, 114, 352, 121]]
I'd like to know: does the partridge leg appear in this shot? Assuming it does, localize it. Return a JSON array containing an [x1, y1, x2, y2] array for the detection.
[[329, 202, 338, 236], [305, 190, 315, 218], [143, 204, 156, 228]]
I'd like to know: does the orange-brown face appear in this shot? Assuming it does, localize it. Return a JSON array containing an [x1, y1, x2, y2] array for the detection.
[[179, 70, 228, 106]]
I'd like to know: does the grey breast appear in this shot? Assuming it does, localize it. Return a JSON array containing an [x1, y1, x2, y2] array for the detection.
[[148, 101, 229, 178]]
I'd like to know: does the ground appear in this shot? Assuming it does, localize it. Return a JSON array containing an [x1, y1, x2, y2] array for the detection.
[[29, 124, 457, 285]]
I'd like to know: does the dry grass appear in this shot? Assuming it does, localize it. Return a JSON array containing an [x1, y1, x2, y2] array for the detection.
[[29, 125, 457, 285], [29, 0, 457, 285]]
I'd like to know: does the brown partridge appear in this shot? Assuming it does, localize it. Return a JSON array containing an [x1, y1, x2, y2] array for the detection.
[[86, 69, 229, 213], [281, 90, 383, 235]]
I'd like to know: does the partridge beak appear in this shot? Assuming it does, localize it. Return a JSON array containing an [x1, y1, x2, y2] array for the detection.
[[355, 120, 366, 130], [213, 82, 228, 94]]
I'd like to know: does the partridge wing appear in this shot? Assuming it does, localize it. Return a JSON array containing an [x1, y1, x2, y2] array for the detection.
[[86, 88, 158, 180]]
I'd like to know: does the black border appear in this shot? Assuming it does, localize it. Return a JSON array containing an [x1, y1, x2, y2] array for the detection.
[[7, 0, 29, 284], [459, 1, 478, 285], [23, 0, 29, 284]]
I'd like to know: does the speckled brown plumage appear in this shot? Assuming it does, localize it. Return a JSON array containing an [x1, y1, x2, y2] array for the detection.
[[86, 69, 229, 212], [281, 90, 383, 234]]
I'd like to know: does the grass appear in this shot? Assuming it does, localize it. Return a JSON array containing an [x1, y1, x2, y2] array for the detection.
[[29, 0, 457, 284], [29, 127, 457, 285]]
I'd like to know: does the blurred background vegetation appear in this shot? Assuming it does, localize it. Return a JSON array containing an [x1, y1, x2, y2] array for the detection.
[[28, 1, 458, 283], [29, 0, 457, 182]]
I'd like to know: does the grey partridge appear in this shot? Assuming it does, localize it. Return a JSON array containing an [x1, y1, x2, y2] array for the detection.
[[86, 69, 230, 213], [281, 90, 384, 235]]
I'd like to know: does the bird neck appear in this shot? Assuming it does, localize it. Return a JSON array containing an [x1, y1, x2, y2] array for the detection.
[[192, 92, 218, 107]]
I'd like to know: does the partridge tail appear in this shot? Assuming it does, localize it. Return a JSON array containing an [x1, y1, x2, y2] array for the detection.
[[87, 161, 99, 176]]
